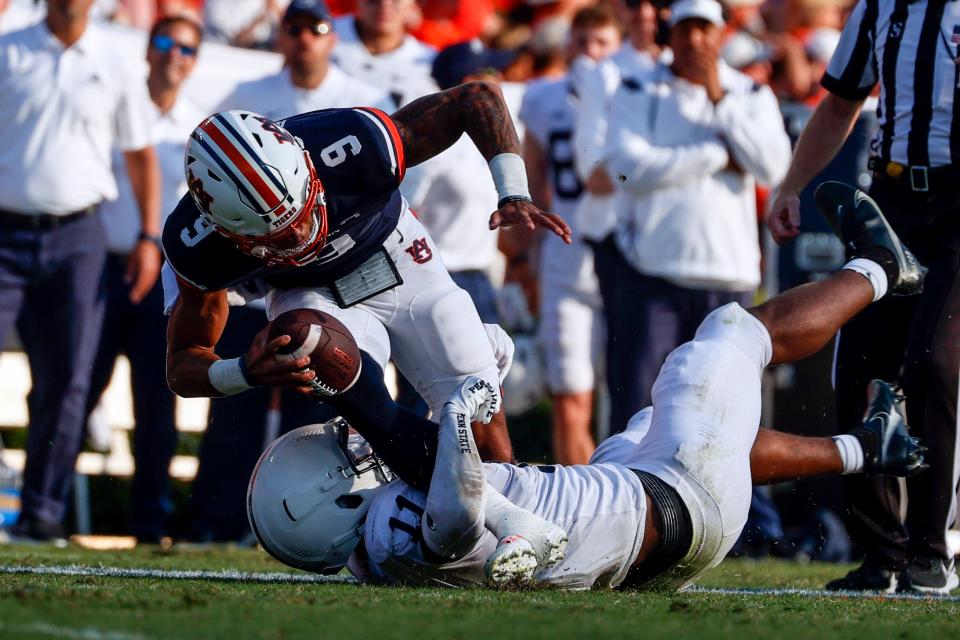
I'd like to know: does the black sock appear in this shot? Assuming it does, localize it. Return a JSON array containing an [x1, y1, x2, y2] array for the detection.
[[850, 425, 879, 466], [325, 353, 438, 492], [857, 246, 899, 285]]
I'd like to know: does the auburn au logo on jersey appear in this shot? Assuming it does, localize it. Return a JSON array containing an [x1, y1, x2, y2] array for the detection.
[[405, 237, 433, 264]]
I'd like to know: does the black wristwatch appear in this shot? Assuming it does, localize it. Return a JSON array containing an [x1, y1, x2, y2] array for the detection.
[[138, 231, 162, 249]]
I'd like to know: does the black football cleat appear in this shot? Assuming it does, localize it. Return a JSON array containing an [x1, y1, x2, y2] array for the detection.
[[899, 555, 959, 595], [850, 380, 927, 477], [825, 559, 899, 593], [813, 181, 925, 296]]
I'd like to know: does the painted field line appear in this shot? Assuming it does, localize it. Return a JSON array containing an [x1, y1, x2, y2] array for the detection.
[[4, 564, 960, 601], [0, 563, 355, 585], [690, 585, 960, 602], [0, 620, 164, 640]]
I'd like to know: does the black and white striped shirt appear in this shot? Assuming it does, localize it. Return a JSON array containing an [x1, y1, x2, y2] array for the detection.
[[824, 0, 960, 166]]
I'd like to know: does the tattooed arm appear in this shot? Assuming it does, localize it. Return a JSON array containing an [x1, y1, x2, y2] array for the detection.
[[391, 81, 572, 243]]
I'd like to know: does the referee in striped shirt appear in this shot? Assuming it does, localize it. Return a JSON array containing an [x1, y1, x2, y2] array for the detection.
[[768, 0, 960, 594]]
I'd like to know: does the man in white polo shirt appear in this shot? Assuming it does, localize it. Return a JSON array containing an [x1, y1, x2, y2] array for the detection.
[[217, 0, 391, 120], [86, 12, 205, 545], [0, 0, 159, 544], [600, 0, 790, 435]]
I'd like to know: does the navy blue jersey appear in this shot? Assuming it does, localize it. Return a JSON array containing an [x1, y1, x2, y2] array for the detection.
[[161, 107, 406, 292]]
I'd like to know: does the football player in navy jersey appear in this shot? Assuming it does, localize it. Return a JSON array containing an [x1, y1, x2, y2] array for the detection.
[[162, 82, 571, 468]]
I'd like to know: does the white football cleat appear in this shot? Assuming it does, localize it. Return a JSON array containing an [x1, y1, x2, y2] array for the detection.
[[527, 524, 568, 572], [484, 525, 569, 586], [484, 535, 539, 585]]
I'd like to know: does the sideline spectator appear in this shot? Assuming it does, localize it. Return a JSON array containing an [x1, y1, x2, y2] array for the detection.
[[204, 0, 290, 50], [332, 0, 437, 108], [572, 0, 661, 437], [405, 38, 522, 326], [218, 0, 391, 119], [601, 0, 790, 432], [85, 12, 205, 545], [0, 0, 159, 544], [519, 5, 621, 464]]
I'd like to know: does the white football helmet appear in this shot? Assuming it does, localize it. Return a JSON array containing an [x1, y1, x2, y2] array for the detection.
[[185, 110, 328, 266], [247, 419, 393, 574]]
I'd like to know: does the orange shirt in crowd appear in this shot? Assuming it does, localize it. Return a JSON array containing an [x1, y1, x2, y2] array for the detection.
[[411, 0, 494, 49]]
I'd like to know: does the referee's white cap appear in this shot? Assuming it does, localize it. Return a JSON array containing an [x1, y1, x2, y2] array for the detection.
[[668, 0, 725, 27]]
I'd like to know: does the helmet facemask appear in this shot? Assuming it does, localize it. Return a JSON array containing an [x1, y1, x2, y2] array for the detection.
[[246, 419, 394, 575], [211, 148, 329, 267]]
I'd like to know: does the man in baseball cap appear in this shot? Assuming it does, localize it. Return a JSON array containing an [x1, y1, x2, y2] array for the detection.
[[667, 0, 725, 28], [431, 39, 517, 90], [284, 0, 334, 24]]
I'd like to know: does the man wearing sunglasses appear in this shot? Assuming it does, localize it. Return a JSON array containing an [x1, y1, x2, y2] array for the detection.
[[218, 0, 391, 120], [83, 12, 206, 546]]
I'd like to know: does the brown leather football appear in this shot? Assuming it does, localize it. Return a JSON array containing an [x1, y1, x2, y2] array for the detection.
[[268, 309, 361, 396]]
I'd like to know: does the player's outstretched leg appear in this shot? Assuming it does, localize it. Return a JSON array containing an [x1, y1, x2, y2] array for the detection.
[[750, 380, 927, 486], [750, 181, 925, 365], [814, 182, 926, 296]]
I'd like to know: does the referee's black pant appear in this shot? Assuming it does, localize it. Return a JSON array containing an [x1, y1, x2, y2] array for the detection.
[[835, 175, 960, 567]]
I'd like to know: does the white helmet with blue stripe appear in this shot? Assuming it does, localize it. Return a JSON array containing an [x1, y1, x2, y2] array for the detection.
[[184, 110, 328, 266]]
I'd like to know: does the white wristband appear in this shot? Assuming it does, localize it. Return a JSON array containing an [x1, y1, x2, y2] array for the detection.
[[208, 358, 252, 396], [488, 153, 531, 205]]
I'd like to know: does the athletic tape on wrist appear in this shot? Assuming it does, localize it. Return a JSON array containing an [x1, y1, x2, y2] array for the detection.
[[489, 153, 531, 205], [208, 357, 252, 396]]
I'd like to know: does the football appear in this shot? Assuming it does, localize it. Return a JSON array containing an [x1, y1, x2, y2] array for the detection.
[[268, 309, 362, 396]]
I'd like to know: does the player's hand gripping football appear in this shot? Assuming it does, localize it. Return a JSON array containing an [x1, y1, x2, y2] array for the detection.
[[489, 200, 572, 245], [244, 323, 317, 394]]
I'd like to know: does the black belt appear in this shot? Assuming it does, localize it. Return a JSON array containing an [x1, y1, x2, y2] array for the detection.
[[0, 206, 95, 231], [867, 158, 957, 193], [620, 469, 693, 589]]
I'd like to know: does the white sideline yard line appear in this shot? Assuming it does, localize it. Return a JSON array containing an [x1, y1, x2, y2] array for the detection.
[[4, 564, 960, 601], [689, 585, 960, 602], [0, 621, 162, 640], [0, 563, 355, 585]]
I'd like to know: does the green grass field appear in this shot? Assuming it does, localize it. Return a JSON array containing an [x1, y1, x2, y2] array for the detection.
[[1, 546, 959, 640]]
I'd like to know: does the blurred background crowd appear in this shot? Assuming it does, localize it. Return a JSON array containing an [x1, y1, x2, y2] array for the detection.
[[0, 0, 902, 567]]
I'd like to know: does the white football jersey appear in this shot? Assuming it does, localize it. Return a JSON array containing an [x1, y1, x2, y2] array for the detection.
[[519, 76, 582, 227], [331, 16, 438, 109], [361, 461, 648, 590]]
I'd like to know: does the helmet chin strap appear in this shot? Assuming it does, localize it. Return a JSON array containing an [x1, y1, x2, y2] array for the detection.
[[248, 205, 323, 266]]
